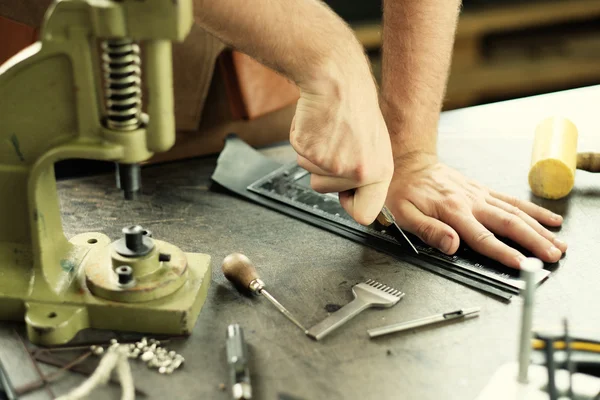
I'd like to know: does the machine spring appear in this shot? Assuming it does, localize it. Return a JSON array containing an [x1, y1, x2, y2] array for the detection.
[[101, 39, 142, 131]]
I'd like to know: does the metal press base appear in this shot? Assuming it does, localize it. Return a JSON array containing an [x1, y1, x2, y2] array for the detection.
[[0, 232, 211, 346]]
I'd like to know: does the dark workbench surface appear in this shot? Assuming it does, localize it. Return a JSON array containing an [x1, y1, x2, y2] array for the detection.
[[2, 85, 600, 400]]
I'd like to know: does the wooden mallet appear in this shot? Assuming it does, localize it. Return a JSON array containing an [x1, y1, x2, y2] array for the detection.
[[528, 116, 599, 200]]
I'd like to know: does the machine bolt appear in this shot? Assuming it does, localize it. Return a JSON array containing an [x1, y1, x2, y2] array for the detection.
[[123, 225, 145, 252], [116, 265, 134, 286], [115, 225, 154, 257]]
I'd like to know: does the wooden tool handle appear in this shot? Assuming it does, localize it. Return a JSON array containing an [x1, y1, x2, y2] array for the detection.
[[577, 152, 600, 172], [376, 212, 393, 227], [376, 206, 394, 227], [222, 253, 260, 291]]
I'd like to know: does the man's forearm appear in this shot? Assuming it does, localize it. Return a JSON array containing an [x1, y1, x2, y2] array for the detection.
[[193, 0, 369, 91], [381, 0, 462, 158]]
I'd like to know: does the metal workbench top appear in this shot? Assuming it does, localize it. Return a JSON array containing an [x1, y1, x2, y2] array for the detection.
[[1, 85, 599, 400]]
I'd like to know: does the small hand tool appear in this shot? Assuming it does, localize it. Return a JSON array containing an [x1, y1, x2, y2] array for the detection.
[[378, 206, 419, 254], [222, 253, 308, 333], [367, 307, 480, 338], [306, 279, 405, 341], [226, 324, 252, 400]]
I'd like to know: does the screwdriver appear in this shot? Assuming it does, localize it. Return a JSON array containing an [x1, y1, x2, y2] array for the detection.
[[222, 253, 308, 334]]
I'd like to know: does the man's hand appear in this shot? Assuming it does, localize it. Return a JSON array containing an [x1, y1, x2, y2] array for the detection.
[[386, 154, 567, 269], [193, 0, 393, 226], [291, 69, 394, 226]]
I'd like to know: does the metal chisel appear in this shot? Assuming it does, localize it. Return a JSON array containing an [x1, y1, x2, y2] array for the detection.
[[378, 206, 419, 254]]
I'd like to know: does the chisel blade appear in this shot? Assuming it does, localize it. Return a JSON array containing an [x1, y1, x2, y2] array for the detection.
[[380, 206, 419, 254]]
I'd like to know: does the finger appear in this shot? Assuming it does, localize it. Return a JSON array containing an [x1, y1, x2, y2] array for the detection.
[[489, 189, 563, 227], [449, 213, 526, 269], [486, 197, 567, 252], [339, 182, 388, 226], [310, 174, 357, 193], [297, 155, 334, 177], [394, 201, 459, 254], [476, 204, 562, 263]]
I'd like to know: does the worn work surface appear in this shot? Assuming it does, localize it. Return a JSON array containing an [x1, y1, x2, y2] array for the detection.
[[1, 86, 600, 400]]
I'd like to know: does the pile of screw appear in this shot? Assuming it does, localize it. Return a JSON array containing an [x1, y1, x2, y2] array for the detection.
[[90, 338, 185, 375]]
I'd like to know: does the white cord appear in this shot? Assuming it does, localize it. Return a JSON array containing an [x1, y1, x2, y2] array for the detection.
[[116, 350, 135, 400], [55, 345, 135, 400]]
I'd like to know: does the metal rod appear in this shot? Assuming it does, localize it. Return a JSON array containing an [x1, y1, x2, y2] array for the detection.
[[260, 289, 308, 333], [14, 330, 55, 400], [368, 307, 480, 338], [564, 318, 575, 399], [545, 337, 558, 400], [381, 206, 418, 254], [15, 352, 92, 396], [517, 258, 542, 384]]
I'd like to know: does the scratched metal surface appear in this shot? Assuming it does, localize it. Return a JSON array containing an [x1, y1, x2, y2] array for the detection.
[[1, 85, 600, 400]]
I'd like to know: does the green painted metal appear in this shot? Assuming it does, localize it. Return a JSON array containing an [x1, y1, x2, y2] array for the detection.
[[0, 0, 212, 346]]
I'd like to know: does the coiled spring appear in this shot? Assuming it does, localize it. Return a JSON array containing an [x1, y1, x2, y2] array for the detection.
[[101, 39, 142, 131]]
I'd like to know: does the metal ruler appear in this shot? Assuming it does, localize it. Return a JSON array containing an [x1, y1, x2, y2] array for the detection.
[[247, 163, 549, 292]]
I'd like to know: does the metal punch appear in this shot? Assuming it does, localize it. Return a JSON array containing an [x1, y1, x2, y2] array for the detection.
[[368, 307, 481, 338], [307, 279, 405, 341]]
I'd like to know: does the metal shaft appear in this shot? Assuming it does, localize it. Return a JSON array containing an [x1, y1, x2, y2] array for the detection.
[[517, 257, 543, 384], [367, 307, 480, 338], [102, 38, 144, 200], [564, 318, 574, 400], [381, 206, 419, 254], [544, 337, 558, 400], [260, 289, 308, 333], [116, 163, 141, 200]]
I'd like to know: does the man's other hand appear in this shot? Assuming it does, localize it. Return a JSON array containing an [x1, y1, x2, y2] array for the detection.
[[387, 154, 567, 269]]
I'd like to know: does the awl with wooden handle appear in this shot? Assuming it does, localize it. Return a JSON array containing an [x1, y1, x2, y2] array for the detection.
[[222, 253, 308, 334]]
